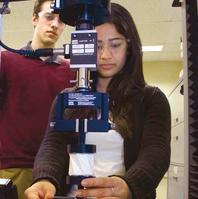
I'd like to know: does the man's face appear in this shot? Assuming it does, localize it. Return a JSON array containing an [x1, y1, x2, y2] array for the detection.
[[32, 1, 65, 48]]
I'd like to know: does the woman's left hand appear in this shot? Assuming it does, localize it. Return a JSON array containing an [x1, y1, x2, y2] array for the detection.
[[75, 176, 132, 199]]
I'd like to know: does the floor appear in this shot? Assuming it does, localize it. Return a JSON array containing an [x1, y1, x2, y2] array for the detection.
[[156, 177, 167, 199]]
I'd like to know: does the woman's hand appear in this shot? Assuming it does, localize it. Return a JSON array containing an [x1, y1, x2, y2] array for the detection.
[[75, 176, 132, 199], [23, 180, 56, 199]]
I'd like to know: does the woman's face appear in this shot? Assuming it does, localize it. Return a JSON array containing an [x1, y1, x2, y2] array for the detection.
[[96, 23, 128, 80]]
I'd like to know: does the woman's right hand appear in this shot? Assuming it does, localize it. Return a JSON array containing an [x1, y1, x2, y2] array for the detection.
[[24, 180, 56, 199]]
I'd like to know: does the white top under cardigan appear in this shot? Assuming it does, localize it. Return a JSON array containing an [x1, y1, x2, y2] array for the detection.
[[68, 128, 125, 177], [86, 129, 126, 177]]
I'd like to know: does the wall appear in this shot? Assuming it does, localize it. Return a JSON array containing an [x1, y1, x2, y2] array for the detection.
[[143, 61, 183, 96]]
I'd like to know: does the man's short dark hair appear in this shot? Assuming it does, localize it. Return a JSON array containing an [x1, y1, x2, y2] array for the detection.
[[33, 0, 52, 16]]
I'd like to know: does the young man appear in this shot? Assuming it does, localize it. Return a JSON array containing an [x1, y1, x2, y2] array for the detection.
[[0, 0, 73, 198]]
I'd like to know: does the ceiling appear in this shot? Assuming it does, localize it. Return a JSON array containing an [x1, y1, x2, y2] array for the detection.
[[0, 0, 183, 62]]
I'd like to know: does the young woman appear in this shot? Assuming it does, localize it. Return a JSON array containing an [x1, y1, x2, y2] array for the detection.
[[24, 3, 171, 199]]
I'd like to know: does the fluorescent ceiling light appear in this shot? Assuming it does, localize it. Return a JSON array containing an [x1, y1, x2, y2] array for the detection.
[[142, 45, 163, 52]]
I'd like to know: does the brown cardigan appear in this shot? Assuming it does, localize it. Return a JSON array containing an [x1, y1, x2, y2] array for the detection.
[[32, 86, 171, 199]]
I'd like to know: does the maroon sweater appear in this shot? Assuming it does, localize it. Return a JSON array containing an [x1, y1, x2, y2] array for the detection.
[[0, 50, 74, 168]]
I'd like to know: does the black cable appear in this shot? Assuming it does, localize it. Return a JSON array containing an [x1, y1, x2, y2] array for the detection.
[[0, 39, 57, 57], [0, 40, 35, 56]]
